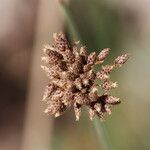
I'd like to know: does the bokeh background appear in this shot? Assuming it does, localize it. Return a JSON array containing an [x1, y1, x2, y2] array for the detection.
[[0, 0, 150, 150]]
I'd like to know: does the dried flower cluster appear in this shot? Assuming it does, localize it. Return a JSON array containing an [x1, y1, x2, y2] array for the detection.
[[41, 33, 129, 121]]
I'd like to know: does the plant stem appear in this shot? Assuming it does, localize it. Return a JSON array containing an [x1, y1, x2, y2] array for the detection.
[[94, 118, 113, 150], [59, 2, 113, 150], [58, 1, 80, 40]]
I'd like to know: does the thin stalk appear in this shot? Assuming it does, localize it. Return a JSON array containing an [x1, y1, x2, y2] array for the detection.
[[94, 118, 113, 150], [59, 1, 113, 150], [58, 1, 80, 40]]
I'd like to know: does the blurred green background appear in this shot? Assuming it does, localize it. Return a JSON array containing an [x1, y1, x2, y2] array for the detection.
[[0, 0, 150, 150]]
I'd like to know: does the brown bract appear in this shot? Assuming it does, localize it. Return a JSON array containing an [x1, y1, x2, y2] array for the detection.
[[41, 32, 129, 121]]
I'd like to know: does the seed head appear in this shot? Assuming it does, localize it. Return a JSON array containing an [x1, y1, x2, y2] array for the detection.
[[41, 32, 129, 121]]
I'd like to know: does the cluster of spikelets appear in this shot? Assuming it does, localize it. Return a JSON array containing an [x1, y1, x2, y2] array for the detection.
[[41, 32, 129, 121]]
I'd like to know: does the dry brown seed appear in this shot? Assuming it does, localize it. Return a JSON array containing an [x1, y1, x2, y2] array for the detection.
[[105, 96, 120, 105], [82, 78, 89, 86], [53, 33, 71, 51], [87, 70, 96, 80], [79, 46, 87, 57], [63, 50, 75, 64], [101, 81, 118, 91], [114, 54, 129, 67], [74, 103, 81, 121], [44, 98, 61, 115], [104, 104, 111, 115], [96, 71, 109, 80], [47, 49, 63, 60], [102, 65, 114, 74], [62, 90, 74, 106], [88, 91, 99, 102], [97, 48, 110, 62], [83, 64, 92, 72], [74, 93, 87, 105], [87, 52, 96, 65], [74, 78, 82, 90], [89, 108, 96, 120], [41, 65, 59, 79], [71, 61, 83, 75], [94, 103, 101, 113], [42, 83, 57, 101]]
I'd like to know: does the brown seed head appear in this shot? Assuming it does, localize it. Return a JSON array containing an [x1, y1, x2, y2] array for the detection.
[[41, 32, 129, 121]]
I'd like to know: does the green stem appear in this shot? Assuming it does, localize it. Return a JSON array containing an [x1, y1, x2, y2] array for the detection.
[[59, 2, 80, 40], [94, 118, 113, 150], [59, 2, 113, 150]]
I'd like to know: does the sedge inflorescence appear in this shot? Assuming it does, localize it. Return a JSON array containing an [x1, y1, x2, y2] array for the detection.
[[41, 32, 129, 121]]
